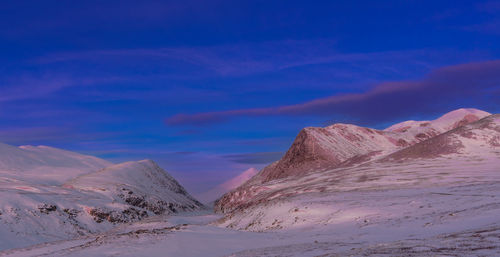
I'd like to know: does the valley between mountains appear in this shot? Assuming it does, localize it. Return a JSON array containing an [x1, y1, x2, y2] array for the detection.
[[1, 108, 499, 256]]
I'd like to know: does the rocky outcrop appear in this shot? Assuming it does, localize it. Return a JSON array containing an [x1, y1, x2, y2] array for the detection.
[[65, 160, 204, 217], [252, 125, 411, 184]]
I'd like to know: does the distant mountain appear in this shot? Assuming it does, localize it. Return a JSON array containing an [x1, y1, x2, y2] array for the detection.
[[214, 109, 500, 229], [197, 167, 259, 203], [0, 144, 203, 250]]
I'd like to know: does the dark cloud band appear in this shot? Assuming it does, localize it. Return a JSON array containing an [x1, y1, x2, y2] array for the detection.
[[166, 60, 500, 126]]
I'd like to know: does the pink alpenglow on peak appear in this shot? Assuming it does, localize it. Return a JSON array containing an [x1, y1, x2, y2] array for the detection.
[[221, 167, 259, 190], [197, 167, 259, 203]]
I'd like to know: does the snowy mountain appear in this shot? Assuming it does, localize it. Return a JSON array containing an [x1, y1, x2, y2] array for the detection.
[[0, 144, 204, 251], [214, 109, 500, 227], [245, 108, 490, 185], [65, 160, 203, 215], [197, 167, 259, 203]]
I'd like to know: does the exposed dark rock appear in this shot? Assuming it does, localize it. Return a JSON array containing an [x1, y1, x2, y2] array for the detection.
[[38, 204, 57, 214], [63, 208, 79, 218], [88, 208, 143, 223]]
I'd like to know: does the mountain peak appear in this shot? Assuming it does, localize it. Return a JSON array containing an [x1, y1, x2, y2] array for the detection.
[[386, 108, 491, 132], [433, 108, 491, 130]]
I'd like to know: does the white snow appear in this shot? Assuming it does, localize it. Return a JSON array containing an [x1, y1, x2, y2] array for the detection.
[[432, 108, 491, 131], [385, 108, 491, 134], [2, 160, 500, 256]]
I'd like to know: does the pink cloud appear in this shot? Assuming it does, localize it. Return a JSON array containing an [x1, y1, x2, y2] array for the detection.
[[166, 60, 500, 126]]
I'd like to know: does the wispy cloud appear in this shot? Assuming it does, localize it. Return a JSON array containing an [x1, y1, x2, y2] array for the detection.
[[32, 40, 457, 78], [0, 73, 125, 103], [166, 60, 500, 126], [0, 75, 73, 102], [33, 40, 340, 76]]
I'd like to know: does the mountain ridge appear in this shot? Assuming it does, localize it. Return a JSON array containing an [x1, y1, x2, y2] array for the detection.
[[245, 108, 491, 185]]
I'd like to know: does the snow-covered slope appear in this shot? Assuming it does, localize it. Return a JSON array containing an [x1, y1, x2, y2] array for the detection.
[[65, 160, 203, 215], [214, 154, 500, 231], [383, 113, 500, 161], [215, 147, 500, 233], [0, 143, 204, 251], [385, 108, 491, 141], [198, 168, 259, 203]]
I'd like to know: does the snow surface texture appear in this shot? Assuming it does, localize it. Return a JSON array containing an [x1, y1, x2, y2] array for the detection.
[[0, 145, 203, 251], [2, 169, 500, 257]]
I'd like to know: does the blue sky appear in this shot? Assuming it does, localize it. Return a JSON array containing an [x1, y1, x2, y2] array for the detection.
[[1, 0, 500, 194]]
